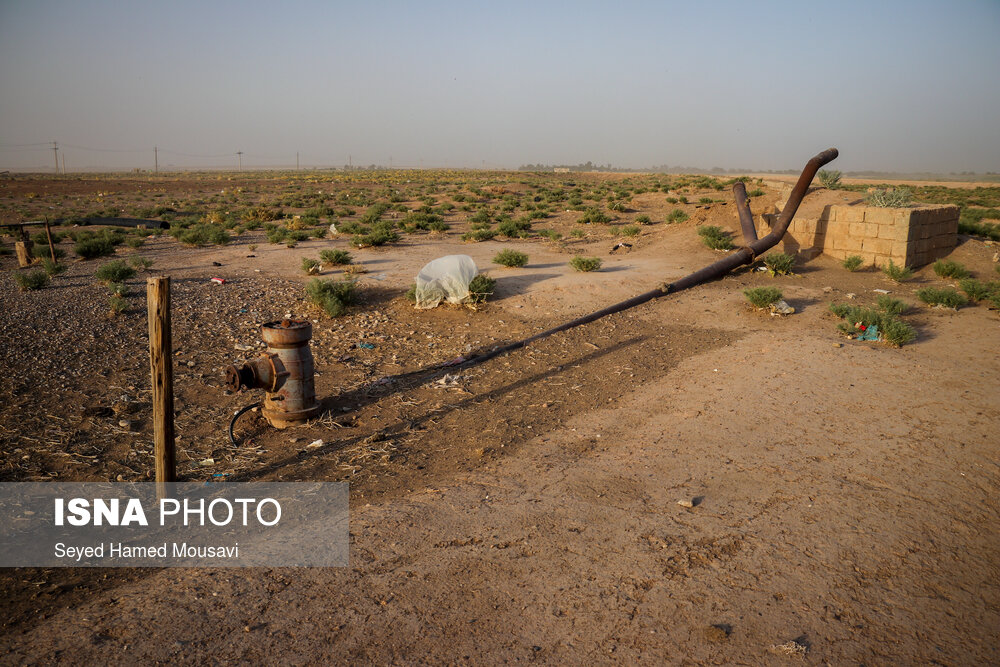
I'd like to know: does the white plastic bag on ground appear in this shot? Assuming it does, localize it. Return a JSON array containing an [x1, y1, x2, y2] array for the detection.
[[414, 255, 478, 309]]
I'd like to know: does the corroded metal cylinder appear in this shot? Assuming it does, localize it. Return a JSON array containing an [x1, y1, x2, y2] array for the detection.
[[225, 319, 321, 429]]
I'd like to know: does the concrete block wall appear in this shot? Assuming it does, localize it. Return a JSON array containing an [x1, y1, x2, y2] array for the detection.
[[757, 203, 958, 268]]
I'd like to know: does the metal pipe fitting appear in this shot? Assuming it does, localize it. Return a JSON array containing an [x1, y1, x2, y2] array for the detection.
[[225, 319, 321, 429]]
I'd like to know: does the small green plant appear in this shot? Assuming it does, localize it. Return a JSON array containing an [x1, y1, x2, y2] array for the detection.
[[876, 295, 908, 316], [468, 274, 496, 304], [932, 259, 970, 280], [958, 278, 991, 302], [744, 286, 783, 310], [697, 225, 733, 250], [305, 278, 357, 317], [866, 188, 912, 208], [621, 225, 640, 237], [577, 207, 613, 225], [916, 287, 967, 309], [635, 214, 652, 225], [320, 249, 352, 266], [762, 252, 795, 276], [74, 237, 115, 259], [107, 282, 128, 297], [125, 237, 145, 248], [41, 258, 66, 276], [301, 257, 321, 274], [665, 196, 679, 204], [461, 229, 496, 242], [32, 244, 66, 260], [94, 260, 136, 284], [882, 260, 913, 282], [404, 283, 417, 303], [698, 197, 714, 204], [666, 209, 689, 224], [493, 249, 529, 268], [129, 256, 154, 271], [571, 229, 586, 239], [818, 169, 842, 189], [108, 295, 128, 317], [828, 301, 917, 347], [352, 225, 400, 248], [14, 270, 50, 291], [842, 255, 865, 272], [569, 256, 602, 272]]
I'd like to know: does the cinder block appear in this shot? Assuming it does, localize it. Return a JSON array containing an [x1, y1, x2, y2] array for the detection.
[[932, 235, 956, 250], [862, 237, 893, 255], [864, 208, 897, 225], [848, 222, 867, 238], [838, 206, 865, 222]]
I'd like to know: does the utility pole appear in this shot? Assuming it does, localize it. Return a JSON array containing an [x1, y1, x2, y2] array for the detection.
[[154, 146, 158, 174], [296, 152, 299, 170], [348, 154, 352, 169], [52, 141, 59, 173], [237, 151, 243, 172], [61, 154, 66, 174]]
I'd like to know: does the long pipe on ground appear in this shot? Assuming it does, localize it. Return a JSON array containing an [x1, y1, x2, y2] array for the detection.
[[448, 148, 839, 371]]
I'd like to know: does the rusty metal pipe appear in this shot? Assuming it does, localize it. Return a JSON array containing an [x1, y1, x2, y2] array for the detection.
[[733, 182, 758, 244], [451, 148, 839, 373]]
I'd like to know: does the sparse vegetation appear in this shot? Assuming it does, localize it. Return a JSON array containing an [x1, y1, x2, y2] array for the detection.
[[94, 260, 136, 284], [577, 208, 612, 225], [301, 258, 321, 274], [14, 270, 50, 291], [828, 300, 917, 347], [621, 225, 640, 237], [129, 256, 154, 271], [762, 252, 795, 276], [666, 209, 689, 224], [461, 229, 496, 242], [569, 256, 602, 272], [467, 274, 496, 304], [818, 169, 842, 189], [41, 258, 66, 276], [842, 255, 865, 272], [876, 295, 908, 316], [108, 295, 128, 317], [74, 237, 115, 259], [320, 249, 352, 266], [958, 278, 991, 302], [635, 214, 652, 225], [305, 278, 357, 317], [493, 249, 529, 268], [744, 286, 783, 310], [882, 260, 913, 282], [697, 225, 733, 250], [916, 287, 968, 309], [932, 259, 970, 280], [866, 188, 912, 208]]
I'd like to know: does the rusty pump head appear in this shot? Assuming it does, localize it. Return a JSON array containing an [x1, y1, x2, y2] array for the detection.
[[225, 319, 321, 429]]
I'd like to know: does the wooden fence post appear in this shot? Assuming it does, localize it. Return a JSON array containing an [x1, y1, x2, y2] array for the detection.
[[147, 277, 176, 495], [44, 221, 57, 263]]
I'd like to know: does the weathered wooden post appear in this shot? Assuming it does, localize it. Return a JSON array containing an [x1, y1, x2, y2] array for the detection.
[[147, 276, 176, 496], [14, 225, 33, 267], [44, 221, 57, 263]]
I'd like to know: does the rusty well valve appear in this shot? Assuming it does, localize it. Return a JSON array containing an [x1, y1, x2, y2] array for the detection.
[[225, 319, 321, 429]]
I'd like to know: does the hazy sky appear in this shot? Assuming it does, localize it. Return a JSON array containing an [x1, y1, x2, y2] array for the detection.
[[1, 0, 998, 173]]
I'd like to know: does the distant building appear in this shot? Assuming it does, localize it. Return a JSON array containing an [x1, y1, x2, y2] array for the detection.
[[553, 167, 570, 173]]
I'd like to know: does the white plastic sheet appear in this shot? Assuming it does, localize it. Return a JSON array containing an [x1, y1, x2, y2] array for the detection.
[[414, 254, 479, 309]]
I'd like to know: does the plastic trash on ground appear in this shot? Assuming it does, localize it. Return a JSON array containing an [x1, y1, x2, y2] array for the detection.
[[414, 255, 479, 309]]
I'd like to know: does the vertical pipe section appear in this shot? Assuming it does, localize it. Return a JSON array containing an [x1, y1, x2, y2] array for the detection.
[[733, 182, 758, 244], [147, 277, 176, 495]]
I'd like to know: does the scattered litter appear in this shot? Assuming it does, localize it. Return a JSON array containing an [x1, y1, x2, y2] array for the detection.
[[306, 439, 324, 449], [857, 323, 879, 341], [846, 293, 856, 299], [210, 277, 226, 285], [822, 286, 833, 293], [873, 288, 890, 294], [770, 638, 808, 656], [413, 255, 478, 309], [770, 300, 795, 315], [832, 342, 843, 348], [329, 222, 338, 235], [212, 473, 230, 478], [358, 342, 375, 350], [212, 261, 223, 267], [199, 458, 215, 467], [238, 308, 247, 313], [610, 242, 632, 254], [756, 266, 768, 272], [433, 374, 462, 388], [370, 273, 387, 281], [246, 254, 256, 258], [677, 496, 703, 508]]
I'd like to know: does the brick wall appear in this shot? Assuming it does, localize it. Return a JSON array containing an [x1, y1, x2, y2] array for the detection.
[[757, 203, 958, 268]]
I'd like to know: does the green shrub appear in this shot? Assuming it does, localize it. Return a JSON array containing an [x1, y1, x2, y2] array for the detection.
[[108, 295, 128, 316], [744, 286, 783, 310], [666, 209, 689, 224], [621, 225, 640, 237], [762, 252, 795, 276], [635, 214, 652, 225], [818, 169, 842, 189], [748, 188, 765, 197], [301, 258, 321, 274], [577, 207, 612, 224], [32, 244, 66, 260], [468, 274, 496, 304], [497, 218, 532, 238], [305, 278, 357, 317], [569, 256, 602, 272], [697, 225, 734, 250], [352, 224, 400, 248], [932, 259, 970, 280], [41, 258, 66, 276], [320, 249, 352, 266], [882, 260, 913, 282], [698, 197, 714, 204], [125, 237, 145, 248], [14, 270, 49, 291], [107, 282, 128, 297], [665, 197, 679, 204], [461, 229, 496, 242], [876, 295, 908, 316], [842, 255, 865, 272], [404, 283, 417, 303], [571, 229, 586, 239], [866, 188, 912, 208], [828, 301, 916, 347], [75, 237, 115, 259], [129, 256, 154, 271], [958, 278, 991, 302], [916, 287, 967, 309], [493, 249, 529, 268], [94, 260, 136, 284], [880, 318, 917, 347]]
